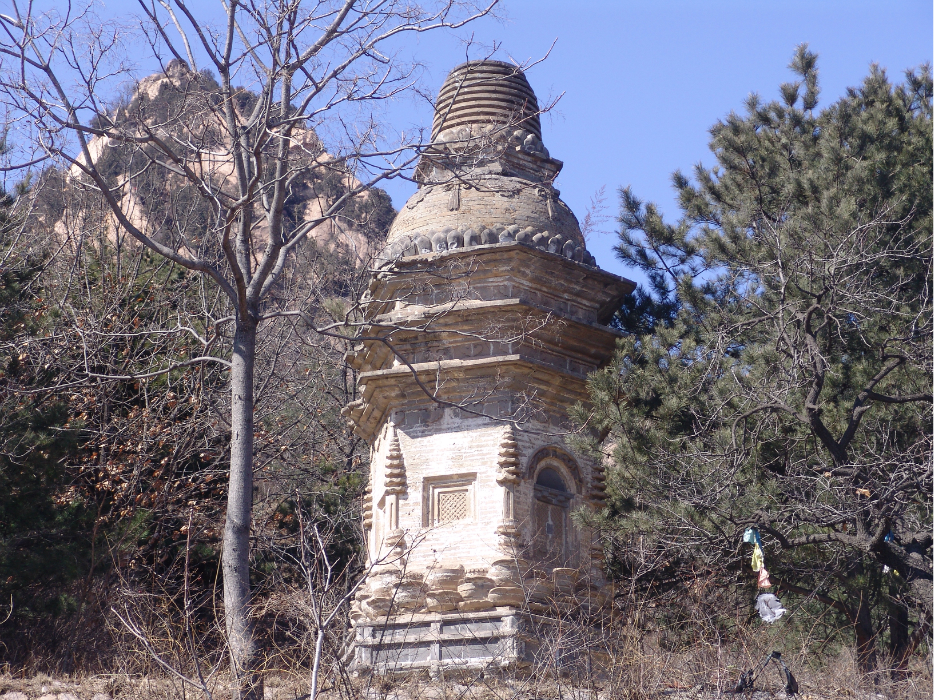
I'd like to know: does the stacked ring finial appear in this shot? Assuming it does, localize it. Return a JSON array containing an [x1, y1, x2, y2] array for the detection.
[[431, 60, 542, 141]]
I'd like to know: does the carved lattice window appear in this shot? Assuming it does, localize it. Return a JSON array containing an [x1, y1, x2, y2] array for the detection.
[[437, 490, 469, 523], [425, 475, 475, 526]]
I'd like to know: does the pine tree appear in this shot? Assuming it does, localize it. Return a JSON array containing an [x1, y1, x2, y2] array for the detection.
[[0, 190, 87, 655], [582, 47, 932, 672]]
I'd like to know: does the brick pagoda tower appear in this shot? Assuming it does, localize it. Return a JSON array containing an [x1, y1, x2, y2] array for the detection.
[[343, 60, 634, 674]]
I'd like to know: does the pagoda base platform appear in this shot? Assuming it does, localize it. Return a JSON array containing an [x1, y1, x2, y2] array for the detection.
[[349, 608, 604, 676]]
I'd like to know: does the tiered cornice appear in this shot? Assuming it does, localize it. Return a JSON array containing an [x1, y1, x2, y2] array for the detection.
[[344, 243, 633, 443]]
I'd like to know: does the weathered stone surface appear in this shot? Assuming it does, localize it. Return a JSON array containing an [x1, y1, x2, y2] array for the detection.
[[488, 586, 526, 606], [457, 576, 495, 611], [553, 567, 579, 597], [425, 564, 465, 591], [395, 578, 428, 610], [488, 558, 526, 587], [426, 589, 463, 612]]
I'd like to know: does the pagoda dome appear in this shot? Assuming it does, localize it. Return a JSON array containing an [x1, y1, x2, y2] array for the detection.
[[384, 60, 589, 257]]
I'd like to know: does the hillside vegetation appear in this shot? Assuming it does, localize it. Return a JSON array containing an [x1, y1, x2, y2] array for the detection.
[[0, 61, 392, 675]]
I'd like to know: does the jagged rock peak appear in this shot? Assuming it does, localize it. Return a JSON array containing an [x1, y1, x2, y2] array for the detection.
[[165, 58, 192, 79], [135, 57, 203, 102]]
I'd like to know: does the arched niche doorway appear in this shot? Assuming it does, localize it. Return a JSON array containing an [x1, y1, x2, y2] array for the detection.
[[527, 447, 581, 568]]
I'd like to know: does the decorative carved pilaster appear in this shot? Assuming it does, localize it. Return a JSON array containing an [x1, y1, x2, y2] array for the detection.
[[588, 529, 606, 585], [383, 528, 407, 559], [584, 458, 608, 576], [495, 425, 522, 554], [384, 423, 407, 496], [362, 483, 373, 531], [495, 424, 521, 486], [587, 458, 607, 507], [383, 422, 407, 556]]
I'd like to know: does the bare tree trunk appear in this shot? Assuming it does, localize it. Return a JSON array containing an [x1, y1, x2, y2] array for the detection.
[[854, 593, 878, 675], [310, 628, 324, 700], [886, 594, 910, 679], [224, 317, 262, 700]]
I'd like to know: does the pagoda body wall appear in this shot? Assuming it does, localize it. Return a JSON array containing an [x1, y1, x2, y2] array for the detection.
[[366, 411, 591, 575]]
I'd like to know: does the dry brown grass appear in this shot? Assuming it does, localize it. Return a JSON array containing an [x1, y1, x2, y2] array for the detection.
[[1, 642, 930, 700], [2, 581, 930, 700]]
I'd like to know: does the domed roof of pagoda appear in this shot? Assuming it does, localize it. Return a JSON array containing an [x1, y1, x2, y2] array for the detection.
[[382, 59, 592, 261]]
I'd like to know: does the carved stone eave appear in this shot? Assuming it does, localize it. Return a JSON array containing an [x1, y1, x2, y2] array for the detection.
[[346, 298, 625, 375], [361, 242, 635, 323], [372, 297, 624, 346], [343, 354, 592, 443], [343, 245, 633, 444], [415, 144, 564, 186]]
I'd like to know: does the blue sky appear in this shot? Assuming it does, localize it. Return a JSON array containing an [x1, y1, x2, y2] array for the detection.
[[377, 0, 933, 280], [92, 0, 932, 281]]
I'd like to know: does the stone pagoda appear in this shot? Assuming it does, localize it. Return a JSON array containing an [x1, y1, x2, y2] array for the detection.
[[343, 60, 634, 674]]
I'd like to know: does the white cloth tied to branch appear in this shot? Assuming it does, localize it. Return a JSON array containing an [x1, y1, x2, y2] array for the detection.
[[755, 593, 787, 623]]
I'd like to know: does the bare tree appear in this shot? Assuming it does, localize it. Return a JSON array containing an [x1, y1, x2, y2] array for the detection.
[[0, 1, 497, 695]]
